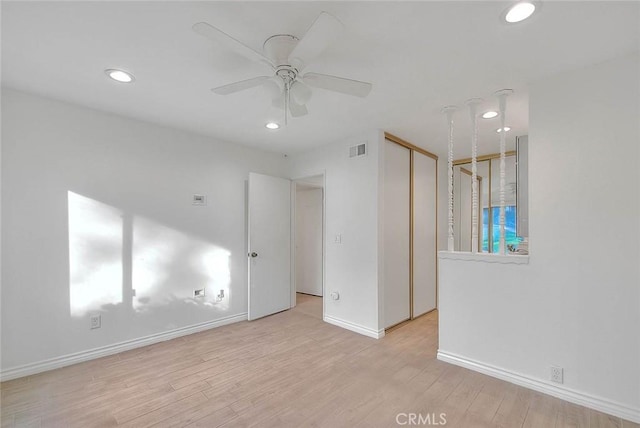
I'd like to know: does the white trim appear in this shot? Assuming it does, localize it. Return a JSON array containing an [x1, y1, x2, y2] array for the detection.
[[0, 313, 247, 382], [324, 315, 385, 339], [437, 350, 640, 424], [438, 250, 529, 264]]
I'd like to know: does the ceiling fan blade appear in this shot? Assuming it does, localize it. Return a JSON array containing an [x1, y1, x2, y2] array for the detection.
[[193, 22, 273, 67], [289, 98, 308, 117], [263, 77, 283, 97], [288, 12, 343, 71], [272, 93, 284, 109], [302, 72, 372, 98], [212, 76, 270, 95], [290, 80, 312, 105]]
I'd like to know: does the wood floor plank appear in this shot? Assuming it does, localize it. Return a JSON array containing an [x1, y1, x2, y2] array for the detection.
[[1, 294, 636, 428], [0, 414, 15, 428], [523, 391, 562, 428], [118, 392, 209, 428], [184, 405, 239, 428], [555, 400, 590, 428], [492, 383, 533, 427], [465, 376, 508, 424], [590, 408, 623, 427], [112, 381, 210, 424]]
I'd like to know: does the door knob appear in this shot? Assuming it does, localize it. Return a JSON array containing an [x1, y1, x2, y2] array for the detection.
[[249, 252, 258, 258]]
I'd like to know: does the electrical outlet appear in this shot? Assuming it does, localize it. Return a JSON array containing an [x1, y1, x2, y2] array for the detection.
[[90, 314, 101, 330], [550, 366, 563, 383], [194, 288, 205, 297]]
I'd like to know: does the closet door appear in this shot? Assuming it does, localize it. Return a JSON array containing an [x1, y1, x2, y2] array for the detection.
[[384, 140, 411, 328], [412, 152, 437, 317]]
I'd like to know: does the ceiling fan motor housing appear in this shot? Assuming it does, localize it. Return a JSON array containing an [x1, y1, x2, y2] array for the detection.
[[263, 34, 299, 68], [276, 66, 298, 84]]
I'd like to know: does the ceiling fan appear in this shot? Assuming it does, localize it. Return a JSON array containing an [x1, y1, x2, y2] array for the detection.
[[193, 12, 372, 124]]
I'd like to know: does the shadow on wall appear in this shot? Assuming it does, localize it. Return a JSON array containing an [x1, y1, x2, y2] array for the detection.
[[67, 191, 231, 326]]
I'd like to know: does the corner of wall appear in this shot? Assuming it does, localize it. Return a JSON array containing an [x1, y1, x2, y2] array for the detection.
[[376, 129, 386, 332]]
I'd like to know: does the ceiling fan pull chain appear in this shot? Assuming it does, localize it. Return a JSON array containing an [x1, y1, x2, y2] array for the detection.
[[284, 81, 290, 126]]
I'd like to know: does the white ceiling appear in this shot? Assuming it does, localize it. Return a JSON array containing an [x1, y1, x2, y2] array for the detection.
[[2, 1, 638, 158]]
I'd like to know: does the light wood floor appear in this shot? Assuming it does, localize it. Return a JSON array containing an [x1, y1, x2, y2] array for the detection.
[[1, 302, 637, 427], [294, 293, 322, 320]]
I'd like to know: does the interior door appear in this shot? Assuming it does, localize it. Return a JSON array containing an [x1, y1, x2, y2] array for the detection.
[[412, 152, 437, 317], [383, 140, 411, 328], [248, 172, 291, 321]]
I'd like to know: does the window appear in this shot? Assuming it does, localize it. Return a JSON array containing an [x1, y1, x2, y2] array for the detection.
[[482, 205, 518, 253]]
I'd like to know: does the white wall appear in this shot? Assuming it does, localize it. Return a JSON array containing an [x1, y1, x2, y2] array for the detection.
[[438, 53, 640, 422], [289, 131, 384, 338], [1, 89, 288, 376]]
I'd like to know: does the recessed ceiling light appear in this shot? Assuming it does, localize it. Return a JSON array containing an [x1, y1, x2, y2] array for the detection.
[[265, 122, 280, 130], [105, 69, 135, 83], [482, 111, 499, 119], [496, 127, 512, 133], [505, 2, 536, 23]]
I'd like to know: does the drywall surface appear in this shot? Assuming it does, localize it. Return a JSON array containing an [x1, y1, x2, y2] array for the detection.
[[1, 89, 288, 373], [438, 53, 640, 420], [289, 130, 383, 337]]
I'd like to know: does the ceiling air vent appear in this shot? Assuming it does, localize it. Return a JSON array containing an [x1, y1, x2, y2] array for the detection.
[[349, 143, 367, 158]]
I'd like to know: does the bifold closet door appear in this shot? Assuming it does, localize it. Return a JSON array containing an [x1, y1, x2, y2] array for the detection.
[[384, 140, 411, 328], [412, 152, 437, 317]]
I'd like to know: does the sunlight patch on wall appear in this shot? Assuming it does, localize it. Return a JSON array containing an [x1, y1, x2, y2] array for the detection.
[[202, 249, 231, 311], [68, 192, 123, 317], [132, 216, 231, 313]]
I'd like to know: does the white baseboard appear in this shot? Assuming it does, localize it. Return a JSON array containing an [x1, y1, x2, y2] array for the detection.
[[0, 313, 247, 382], [324, 315, 385, 339], [437, 350, 640, 424]]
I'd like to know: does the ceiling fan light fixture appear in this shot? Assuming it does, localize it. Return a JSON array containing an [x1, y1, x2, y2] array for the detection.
[[265, 122, 280, 130], [105, 69, 135, 83], [482, 111, 499, 119], [290, 81, 312, 105], [504, 2, 537, 23], [496, 127, 512, 133]]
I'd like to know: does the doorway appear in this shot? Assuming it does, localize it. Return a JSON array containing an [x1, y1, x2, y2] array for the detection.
[[293, 174, 324, 320]]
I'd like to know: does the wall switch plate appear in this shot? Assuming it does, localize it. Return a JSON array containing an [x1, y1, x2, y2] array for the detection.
[[194, 289, 205, 297], [90, 314, 101, 330], [334, 234, 342, 244], [550, 366, 563, 383]]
